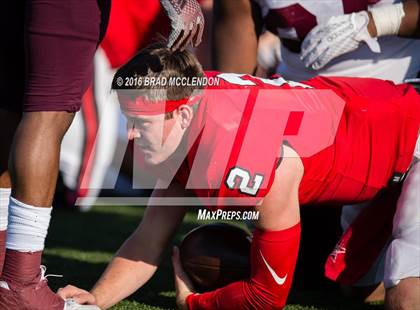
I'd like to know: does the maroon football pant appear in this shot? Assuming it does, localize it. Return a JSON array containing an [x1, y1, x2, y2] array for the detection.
[[0, 0, 111, 113]]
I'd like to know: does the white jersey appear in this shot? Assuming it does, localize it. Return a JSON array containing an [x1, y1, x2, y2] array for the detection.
[[255, 0, 420, 82]]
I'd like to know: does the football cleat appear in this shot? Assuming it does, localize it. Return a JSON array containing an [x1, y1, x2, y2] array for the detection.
[[64, 299, 101, 310], [0, 265, 64, 310]]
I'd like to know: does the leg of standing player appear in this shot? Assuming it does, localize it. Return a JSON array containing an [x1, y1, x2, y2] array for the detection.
[[0, 111, 20, 275], [0, 1, 25, 278], [0, 1, 110, 309]]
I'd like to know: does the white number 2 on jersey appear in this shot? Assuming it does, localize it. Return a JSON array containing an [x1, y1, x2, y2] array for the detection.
[[225, 167, 264, 196]]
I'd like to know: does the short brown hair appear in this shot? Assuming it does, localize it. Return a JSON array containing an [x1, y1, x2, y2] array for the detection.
[[112, 42, 205, 102]]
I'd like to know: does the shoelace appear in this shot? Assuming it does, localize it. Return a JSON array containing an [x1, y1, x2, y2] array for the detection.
[[0, 280, 9, 290], [0, 265, 63, 290], [40, 265, 63, 281]]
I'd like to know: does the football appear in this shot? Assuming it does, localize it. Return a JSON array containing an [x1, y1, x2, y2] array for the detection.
[[179, 223, 251, 292]]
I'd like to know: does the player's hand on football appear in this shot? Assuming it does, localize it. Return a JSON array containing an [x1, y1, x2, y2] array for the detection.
[[300, 11, 381, 70], [172, 246, 196, 309], [57, 285, 97, 305], [160, 0, 204, 50]]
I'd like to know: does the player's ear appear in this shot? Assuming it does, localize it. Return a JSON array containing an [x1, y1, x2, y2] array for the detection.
[[176, 105, 194, 130]]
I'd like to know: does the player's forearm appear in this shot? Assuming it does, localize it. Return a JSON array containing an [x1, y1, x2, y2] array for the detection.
[[399, 0, 420, 37], [91, 257, 157, 309], [212, 0, 260, 73], [91, 233, 160, 309], [91, 203, 189, 309], [367, 0, 420, 38]]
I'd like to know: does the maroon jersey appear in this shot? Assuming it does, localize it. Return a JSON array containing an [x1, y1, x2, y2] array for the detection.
[[256, 0, 381, 52]]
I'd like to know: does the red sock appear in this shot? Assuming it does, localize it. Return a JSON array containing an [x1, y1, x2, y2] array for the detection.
[[187, 223, 301, 310], [0, 230, 6, 277]]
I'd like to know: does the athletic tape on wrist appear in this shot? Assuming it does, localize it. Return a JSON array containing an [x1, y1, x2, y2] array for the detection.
[[369, 3, 405, 36]]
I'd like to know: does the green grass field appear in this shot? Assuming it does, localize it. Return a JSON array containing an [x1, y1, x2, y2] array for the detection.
[[43, 205, 384, 310]]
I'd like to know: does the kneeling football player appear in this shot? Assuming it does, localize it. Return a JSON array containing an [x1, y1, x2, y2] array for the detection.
[[59, 42, 420, 310]]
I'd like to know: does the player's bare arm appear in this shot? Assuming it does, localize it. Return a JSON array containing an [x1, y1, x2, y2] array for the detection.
[[213, 0, 262, 73], [254, 144, 303, 231], [368, 0, 420, 38], [59, 184, 190, 309]]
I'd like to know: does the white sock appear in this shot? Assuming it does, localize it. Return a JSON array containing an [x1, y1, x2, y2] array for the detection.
[[6, 197, 52, 252], [0, 188, 11, 231]]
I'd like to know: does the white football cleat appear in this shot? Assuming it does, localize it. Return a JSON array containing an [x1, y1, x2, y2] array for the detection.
[[64, 299, 101, 310]]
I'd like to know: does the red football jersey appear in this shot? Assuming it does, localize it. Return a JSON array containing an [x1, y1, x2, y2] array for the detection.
[[298, 77, 420, 204], [153, 72, 420, 209]]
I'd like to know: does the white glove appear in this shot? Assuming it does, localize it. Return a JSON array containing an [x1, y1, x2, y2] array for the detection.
[[160, 0, 205, 50], [300, 11, 381, 70]]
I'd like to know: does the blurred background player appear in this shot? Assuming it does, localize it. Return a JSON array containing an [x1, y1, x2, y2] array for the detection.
[[214, 0, 420, 81], [212, 0, 420, 306], [0, 1, 204, 309]]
